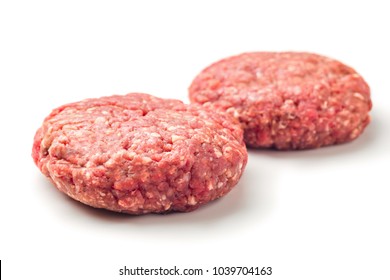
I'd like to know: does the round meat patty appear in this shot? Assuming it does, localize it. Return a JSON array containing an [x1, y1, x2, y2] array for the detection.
[[189, 52, 372, 149], [32, 93, 247, 214]]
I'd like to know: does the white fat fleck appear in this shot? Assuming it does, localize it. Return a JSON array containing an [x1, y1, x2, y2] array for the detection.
[[118, 200, 127, 208], [141, 156, 152, 163], [116, 149, 127, 157], [214, 148, 222, 158], [217, 182, 224, 189], [85, 171, 91, 179], [150, 132, 161, 138], [278, 121, 287, 129], [207, 182, 214, 190], [95, 117, 106, 124], [292, 86, 301, 95], [188, 196, 197, 205], [105, 158, 115, 168], [101, 111, 109, 115], [127, 151, 136, 158], [167, 126, 177, 131], [172, 134, 186, 143], [339, 109, 349, 116], [146, 192, 154, 199], [238, 162, 243, 172], [181, 172, 191, 183], [353, 92, 365, 100], [352, 73, 361, 78], [217, 134, 230, 142], [350, 128, 360, 139], [284, 99, 295, 106], [227, 170, 233, 177], [287, 65, 296, 71], [324, 124, 330, 132], [328, 107, 335, 114], [227, 107, 240, 118], [223, 146, 233, 154], [57, 135, 68, 144], [161, 195, 167, 200], [287, 113, 296, 119]]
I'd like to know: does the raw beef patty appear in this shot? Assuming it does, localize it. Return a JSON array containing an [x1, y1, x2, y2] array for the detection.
[[33, 93, 247, 214], [189, 52, 372, 149]]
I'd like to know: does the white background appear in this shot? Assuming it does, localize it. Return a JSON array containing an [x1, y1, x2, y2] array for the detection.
[[1, 0, 389, 279]]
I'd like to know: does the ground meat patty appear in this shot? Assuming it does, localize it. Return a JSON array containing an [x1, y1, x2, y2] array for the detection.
[[32, 93, 247, 214], [189, 52, 372, 149]]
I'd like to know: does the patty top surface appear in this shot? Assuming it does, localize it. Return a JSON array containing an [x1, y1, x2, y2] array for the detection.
[[189, 52, 372, 149], [33, 93, 247, 213], [190, 52, 370, 104]]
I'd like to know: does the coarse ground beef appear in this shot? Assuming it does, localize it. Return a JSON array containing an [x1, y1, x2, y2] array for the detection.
[[189, 52, 372, 149], [32, 93, 247, 214]]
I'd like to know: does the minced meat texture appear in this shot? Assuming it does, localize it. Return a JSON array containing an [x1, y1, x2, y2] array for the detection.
[[189, 52, 372, 149], [33, 93, 248, 214]]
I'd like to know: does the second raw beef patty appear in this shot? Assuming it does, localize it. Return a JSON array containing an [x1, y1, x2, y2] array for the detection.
[[189, 52, 372, 149]]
